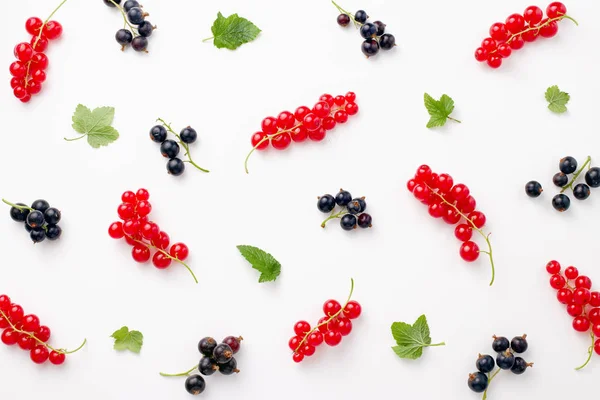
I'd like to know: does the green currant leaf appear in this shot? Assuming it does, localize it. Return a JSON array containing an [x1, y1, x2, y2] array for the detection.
[[545, 85, 570, 114], [67, 104, 119, 148], [390, 315, 444, 360], [236, 245, 281, 283], [423, 93, 460, 128], [207, 12, 261, 50], [111, 326, 143, 353]]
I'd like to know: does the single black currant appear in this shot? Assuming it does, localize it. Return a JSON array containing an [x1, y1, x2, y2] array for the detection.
[[510, 357, 532, 375], [103, 0, 121, 7], [166, 158, 185, 176], [180, 127, 198, 144], [9, 203, 29, 222], [160, 139, 180, 158], [467, 372, 488, 393], [30, 228, 46, 243], [552, 172, 568, 187], [131, 36, 148, 52], [222, 336, 242, 354], [340, 214, 357, 230], [335, 189, 352, 206], [379, 33, 396, 50], [354, 10, 368, 23], [525, 181, 543, 198], [585, 167, 600, 188], [337, 13, 351, 27], [218, 357, 239, 375], [354, 197, 366, 212], [317, 194, 336, 213], [357, 213, 372, 228], [198, 337, 217, 357], [184, 374, 206, 395], [496, 349, 516, 370], [359, 22, 377, 39], [573, 183, 590, 200], [361, 39, 380, 57], [476, 354, 495, 373], [213, 343, 233, 364], [492, 335, 509, 352], [138, 21, 154, 37], [26, 210, 45, 229], [373, 21, 386, 36], [123, 0, 139, 12], [198, 356, 219, 376], [25, 223, 32, 232], [510, 335, 528, 353], [45, 225, 62, 240], [346, 200, 361, 215], [559, 156, 577, 174], [31, 199, 50, 212], [115, 29, 133, 46], [150, 125, 167, 143], [127, 7, 145, 25], [44, 208, 61, 225], [552, 193, 570, 212]]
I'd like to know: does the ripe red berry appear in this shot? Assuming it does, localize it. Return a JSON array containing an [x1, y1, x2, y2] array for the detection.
[[557, 288, 573, 304], [415, 165, 432, 182], [539, 20, 558, 38], [289, 336, 302, 351], [334, 110, 348, 123], [31, 36, 48, 52], [1, 329, 20, 345], [117, 203, 135, 220], [455, 224, 473, 241], [18, 335, 36, 350], [49, 351, 66, 365], [474, 47, 488, 62], [428, 202, 445, 218], [13, 86, 27, 99], [141, 222, 160, 240], [136, 200, 152, 217], [124, 233, 142, 246], [406, 179, 418, 193], [14, 43, 34, 62], [152, 231, 170, 250], [497, 43, 512, 58], [547, 2, 567, 19], [276, 111, 295, 129], [546, 260, 561, 274], [300, 344, 316, 356], [524, 6, 544, 25], [169, 243, 189, 260], [590, 292, 600, 308], [345, 92, 356, 103], [428, 172, 440, 188], [345, 102, 359, 115], [573, 316, 590, 332], [336, 317, 353, 336], [292, 352, 304, 363], [592, 323, 600, 337], [251, 132, 269, 150], [573, 288, 591, 305], [136, 188, 150, 201], [322, 116, 336, 130], [413, 184, 430, 203], [152, 252, 172, 269], [30, 345, 49, 364], [324, 330, 342, 346], [437, 174, 453, 192], [9, 304, 24, 324], [290, 126, 308, 142], [481, 37, 497, 52], [550, 274, 566, 289], [121, 191, 136, 204], [468, 211, 486, 228], [43, 20, 63, 40], [303, 113, 321, 131], [460, 241, 480, 262], [505, 13, 525, 33], [9, 61, 26, 78], [0, 295, 10, 312], [26, 80, 42, 95], [10, 77, 22, 89], [595, 339, 600, 356], [294, 321, 311, 336], [509, 35, 525, 49], [307, 331, 324, 346], [35, 326, 51, 342], [25, 17, 43, 35], [567, 303, 583, 317], [564, 266, 578, 280], [323, 300, 342, 317], [489, 22, 509, 41], [342, 300, 361, 319], [261, 116, 278, 134], [319, 94, 334, 107], [442, 207, 461, 224], [451, 184, 470, 201], [22, 315, 40, 332], [487, 54, 502, 68], [122, 219, 140, 236], [456, 196, 476, 214], [108, 222, 124, 239], [0, 316, 9, 329], [132, 244, 150, 263], [312, 101, 330, 118], [333, 95, 346, 106], [575, 276, 592, 289], [294, 106, 311, 122], [588, 308, 600, 324], [308, 127, 326, 141], [272, 132, 292, 149], [521, 26, 539, 42]]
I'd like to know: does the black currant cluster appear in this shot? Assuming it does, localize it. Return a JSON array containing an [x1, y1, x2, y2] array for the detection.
[[4, 199, 62, 243], [317, 189, 372, 230], [103, 0, 155, 52], [468, 335, 532, 396], [525, 156, 600, 212], [150, 120, 209, 176]]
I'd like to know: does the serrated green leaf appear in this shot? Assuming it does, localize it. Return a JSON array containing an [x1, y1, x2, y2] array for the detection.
[[67, 104, 119, 148], [236, 245, 281, 283], [111, 326, 143, 353], [424, 93, 460, 128], [545, 85, 570, 114], [392, 344, 423, 360], [208, 12, 261, 50], [390, 315, 443, 360]]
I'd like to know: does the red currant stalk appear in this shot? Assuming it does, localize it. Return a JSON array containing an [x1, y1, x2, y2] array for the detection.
[[244, 123, 302, 174], [425, 184, 496, 286], [575, 332, 595, 371], [294, 278, 356, 354], [126, 235, 198, 284], [560, 156, 591, 194], [156, 118, 209, 173], [331, 1, 363, 28], [0, 309, 86, 357]]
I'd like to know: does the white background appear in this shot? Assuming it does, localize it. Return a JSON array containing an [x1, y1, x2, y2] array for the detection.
[[1, 0, 599, 398]]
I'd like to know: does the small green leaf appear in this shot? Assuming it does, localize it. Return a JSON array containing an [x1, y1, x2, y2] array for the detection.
[[546, 85, 570, 114], [236, 245, 281, 283], [207, 12, 261, 50], [424, 93, 460, 128], [111, 326, 143, 353], [67, 104, 120, 148], [390, 315, 444, 360], [392, 344, 423, 360]]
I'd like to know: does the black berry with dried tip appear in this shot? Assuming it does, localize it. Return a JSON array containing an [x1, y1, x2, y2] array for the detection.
[[9, 203, 30, 222], [317, 194, 336, 213], [357, 213, 372, 228], [585, 167, 600, 188], [492, 335, 509, 352], [337, 14, 351, 27], [150, 125, 167, 143], [361, 39, 380, 57], [30, 228, 46, 243], [222, 336, 242, 354], [45, 225, 62, 240], [198, 337, 217, 357], [496, 349, 516, 370], [511, 357, 532, 374], [373, 21, 386, 36], [198, 356, 219, 376], [467, 372, 488, 393], [180, 127, 197, 144], [354, 10, 368, 23], [218, 357, 239, 375], [525, 181, 543, 198], [160, 140, 180, 158], [26, 210, 45, 229], [510, 335, 528, 353], [335, 189, 352, 206], [123, 0, 139, 12], [553, 172, 568, 187], [379, 34, 396, 50], [476, 354, 495, 373], [44, 208, 61, 224], [138, 21, 154, 37], [115, 29, 133, 46], [573, 183, 590, 200], [360, 23, 377, 39], [131, 36, 148, 52], [559, 156, 577, 174], [166, 158, 185, 176], [127, 7, 145, 25], [184, 375, 206, 395], [340, 214, 357, 230], [213, 343, 233, 364], [552, 194, 570, 212]]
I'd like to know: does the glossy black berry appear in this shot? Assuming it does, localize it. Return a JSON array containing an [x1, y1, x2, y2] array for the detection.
[[180, 127, 198, 144], [138, 21, 154, 37], [160, 140, 180, 158], [123, 0, 139, 12], [553, 172, 568, 187], [373, 21, 386, 36], [552, 193, 570, 212], [360, 23, 377, 39], [184, 374, 206, 395], [496, 349, 515, 370], [379, 33, 396, 50], [30, 228, 46, 243], [103, 0, 121, 7], [361, 39, 380, 57], [510, 357, 531, 374], [354, 198, 367, 212], [218, 357, 239, 375], [26, 210, 45, 229], [357, 213, 372, 228], [559, 156, 577, 174], [115, 29, 133, 46], [167, 158, 185, 176], [45, 225, 62, 240], [213, 343, 233, 364], [31, 199, 49, 213], [25, 223, 32, 232], [222, 336, 242, 354], [346, 200, 361, 215], [492, 336, 509, 352], [131, 36, 148, 52], [525, 181, 543, 198], [476, 354, 495, 373], [317, 195, 336, 213], [354, 10, 368, 23], [573, 183, 591, 200], [340, 214, 357, 230], [44, 208, 61, 225], [9, 203, 29, 222], [127, 7, 145, 25], [510, 335, 528, 353], [149, 125, 167, 143], [198, 356, 219, 376], [335, 190, 352, 206], [467, 372, 488, 393], [337, 13, 351, 27], [198, 337, 217, 357], [585, 167, 600, 188]]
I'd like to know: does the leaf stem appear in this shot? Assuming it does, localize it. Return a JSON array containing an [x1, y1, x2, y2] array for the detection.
[[2, 199, 34, 211], [575, 332, 595, 370], [243, 123, 302, 174], [320, 208, 347, 228], [482, 368, 502, 400], [63, 134, 86, 142], [561, 156, 591, 193], [425, 342, 446, 347], [447, 116, 461, 123], [331, 1, 361, 28], [157, 118, 209, 173], [202, 37, 214, 42], [160, 365, 198, 377]]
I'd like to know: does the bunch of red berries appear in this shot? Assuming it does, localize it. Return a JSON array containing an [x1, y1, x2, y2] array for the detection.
[[474, 2, 577, 69], [546, 260, 600, 369], [407, 165, 496, 285], [288, 279, 361, 363], [10, 3, 66, 103], [245, 92, 358, 173], [0, 294, 86, 365], [108, 188, 198, 283]]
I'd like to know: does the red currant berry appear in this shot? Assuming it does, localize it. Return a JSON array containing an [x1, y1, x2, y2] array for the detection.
[[1, 329, 19, 345], [290, 126, 308, 142], [428, 172, 440, 187], [557, 288, 573, 304], [308, 127, 326, 142], [497, 43, 512, 58], [456, 196, 476, 213], [300, 344, 316, 356], [122, 219, 140, 236], [303, 113, 321, 131], [441, 206, 460, 224], [22, 315, 40, 332], [345, 102, 358, 115], [132, 244, 150, 263], [590, 292, 600, 308], [43, 21, 63, 40], [487, 54, 502, 68], [49, 351, 66, 365], [345, 92, 356, 102], [506, 13, 525, 33], [573, 288, 591, 305], [481, 37, 497, 52], [35, 326, 51, 342], [9, 61, 26, 78], [521, 26, 539, 42], [251, 132, 269, 150], [14, 43, 34, 62], [276, 111, 295, 129], [573, 316, 590, 332], [117, 203, 135, 220], [30, 345, 49, 364], [407, 179, 418, 193], [334, 110, 348, 123], [546, 260, 561, 274], [322, 116, 336, 130], [450, 184, 470, 201], [415, 164, 432, 182], [261, 117, 278, 134], [307, 331, 323, 346], [124, 233, 142, 246], [334, 95, 346, 106], [564, 266, 578, 280], [509, 35, 525, 49], [169, 243, 189, 261], [25, 17, 43, 35], [317, 317, 329, 333], [31, 53, 48, 70], [336, 317, 352, 336], [152, 251, 172, 269], [342, 300, 361, 319], [272, 132, 292, 149], [428, 202, 444, 218], [588, 308, 600, 324], [547, 2, 567, 19], [319, 94, 334, 107], [413, 184, 430, 203], [0, 295, 10, 312], [468, 211, 486, 228], [136, 200, 152, 217], [460, 241, 480, 262], [575, 276, 592, 289], [10, 77, 23, 89], [294, 321, 311, 336], [18, 335, 36, 350], [474, 47, 488, 62], [454, 224, 473, 241], [26, 80, 42, 95], [0, 316, 9, 329], [121, 191, 136, 204], [539, 19, 558, 38], [31, 35, 48, 52], [136, 188, 150, 201], [323, 300, 342, 317], [324, 330, 342, 346], [289, 336, 301, 351], [292, 352, 304, 363], [294, 106, 311, 122], [152, 231, 170, 250], [437, 174, 454, 192], [567, 303, 583, 317], [9, 304, 24, 324], [490, 22, 509, 41], [13, 86, 27, 99], [524, 6, 544, 25], [550, 274, 566, 289], [312, 101, 330, 118], [108, 222, 124, 239], [141, 222, 160, 240], [595, 339, 600, 356], [592, 323, 600, 337]]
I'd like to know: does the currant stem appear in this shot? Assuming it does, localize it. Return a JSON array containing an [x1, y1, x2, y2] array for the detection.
[[482, 368, 502, 400], [561, 156, 591, 193], [63, 134, 86, 141], [2, 199, 34, 211], [320, 208, 347, 228], [109, 0, 139, 34], [331, 1, 361, 28], [425, 342, 446, 347], [575, 332, 595, 370], [159, 365, 197, 377], [294, 278, 354, 353], [447, 116, 462, 123], [157, 118, 209, 173], [243, 123, 302, 174], [202, 37, 213, 42]]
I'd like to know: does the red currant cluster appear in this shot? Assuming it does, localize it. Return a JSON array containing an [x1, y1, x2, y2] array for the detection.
[[107, 188, 198, 283], [10, 1, 66, 103], [474, 2, 577, 68], [0, 294, 86, 365], [288, 279, 361, 363], [546, 260, 600, 369], [244, 92, 358, 173], [407, 165, 496, 285]]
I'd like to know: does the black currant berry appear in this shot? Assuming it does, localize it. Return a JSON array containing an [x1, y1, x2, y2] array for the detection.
[[317, 194, 336, 213], [354, 10, 368, 23], [346, 200, 361, 215], [510, 357, 532, 375], [525, 181, 543, 198], [340, 214, 357, 230], [467, 372, 488, 393], [138, 21, 154, 37], [184, 374, 206, 395], [361, 39, 380, 57], [510, 335, 528, 353], [26, 210, 45, 229], [218, 357, 239, 375], [379, 33, 396, 50], [123, 0, 139, 12], [213, 343, 233, 364], [357, 213, 372, 228], [492, 335, 509, 352], [496, 349, 515, 370], [31, 199, 49, 213], [585, 167, 600, 188], [45, 225, 62, 240], [335, 190, 352, 206], [476, 354, 495, 373], [222, 336, 242, 354], [180, 127, 198, 144], [373, 21, 386, 36], [131, 36, 148, 52], [552, 193, 570, 212], [30, 228, 45, 243], [360, 23, 377, 39], [337, 13, 351, 27], [44, 208, 61, 225], [103, 0, 121, 7], [25, 223, 32, 232], [573, 183, 591, 200], [198, 356, 219, 376], [9, 203, 30, 222], [559, 156, 577, 174], [160, 139, 180, 158], [552, 172, 568, 187], [150, 125, 167, 143], [115, 29, 133, 46], [167, 158, 185, 176], [127, 7, 145, 25], [198, 337, 217, 357]]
